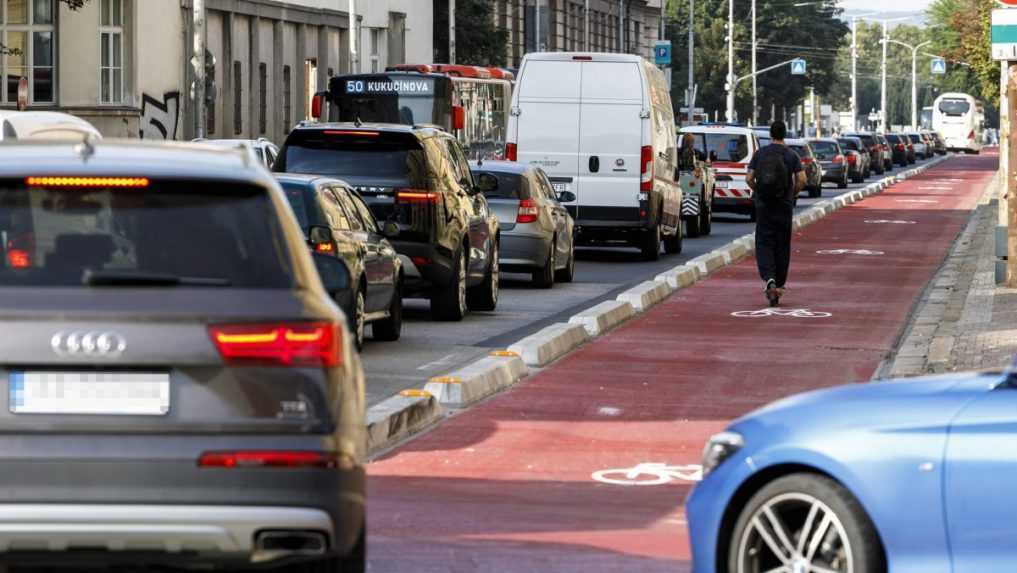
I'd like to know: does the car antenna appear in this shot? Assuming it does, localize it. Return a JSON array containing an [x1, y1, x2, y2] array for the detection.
[[74, 133, 97, 162], [354, 114, 363, 128], [477, 152, 483, 167]]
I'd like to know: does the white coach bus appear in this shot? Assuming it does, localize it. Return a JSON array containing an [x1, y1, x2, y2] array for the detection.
[[932, 92, 984, 154]]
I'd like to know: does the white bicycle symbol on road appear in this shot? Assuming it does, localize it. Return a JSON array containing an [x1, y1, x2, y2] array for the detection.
[[816, 249, 884, 256], [731, 308, 832, 318], [592, 463, 704, 486], [864, 219, 917, 224]]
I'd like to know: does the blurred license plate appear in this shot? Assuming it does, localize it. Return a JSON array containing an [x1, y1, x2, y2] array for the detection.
[[715, 181, 729, 188], [9, 371, 170, 415], [551, 182, 571, 194]]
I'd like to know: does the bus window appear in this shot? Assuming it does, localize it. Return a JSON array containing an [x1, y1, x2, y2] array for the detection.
[[938, 98, 970, 116]]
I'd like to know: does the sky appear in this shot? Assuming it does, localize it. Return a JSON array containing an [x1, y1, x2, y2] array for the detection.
[[838, 0, 932, 25]]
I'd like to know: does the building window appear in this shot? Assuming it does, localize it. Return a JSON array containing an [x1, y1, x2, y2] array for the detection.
[[233, 61, 242, 135], [99, 0, 122, 103], [282, 65, 291, 130], [387, 12, 405, 67], [370, 28, 381, 73], [1, 0, 54, 106], [258, 62, 266, 134]]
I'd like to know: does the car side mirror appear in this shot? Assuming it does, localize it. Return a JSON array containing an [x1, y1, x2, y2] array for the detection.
[[476, 172, 499, 193], [556, 190, 577, 203], [382, 220, 400, 238], [308, 225, 333, 247]]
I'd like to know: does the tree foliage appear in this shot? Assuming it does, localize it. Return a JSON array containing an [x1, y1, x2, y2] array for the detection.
[[927, 0, 997, 103], [434, 0, 509, 67]]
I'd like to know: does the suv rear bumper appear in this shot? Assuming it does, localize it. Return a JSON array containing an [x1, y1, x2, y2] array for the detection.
[[0, 504, 331, 562]]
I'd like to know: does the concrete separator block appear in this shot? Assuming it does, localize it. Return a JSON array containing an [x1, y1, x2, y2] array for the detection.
[[689, 251, 726, 276], [367, 392, 444, 455], [735, 235, 755, 253], [655, 264, 701, 289], [718, 242, 749, 264], [569, 300, 635, 337], [833, 196, 848, 208], [616, 279, 673, 312], [423, 354, 528, 407], [508, 322, 589, 367]]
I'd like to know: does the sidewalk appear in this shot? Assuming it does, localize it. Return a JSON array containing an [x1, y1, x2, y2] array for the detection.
[[881, 161, 1017, 376], [366, 154, 997, 572]]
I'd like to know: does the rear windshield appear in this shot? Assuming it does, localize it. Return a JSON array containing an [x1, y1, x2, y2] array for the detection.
[[276, 131, 429, 188], [0, 181, 294, 288], [788, 145, 808, 157], [810, 141, 839, 158], [837, 139, 860, 151], [908, 134, 922, 143], [848, 134, 875, 146], [472, 170, 527, 200], [690, 133, 751, 162], [885, 134, 901, 143], [278, 181, 321, 231], [938, 98, 970, 116]]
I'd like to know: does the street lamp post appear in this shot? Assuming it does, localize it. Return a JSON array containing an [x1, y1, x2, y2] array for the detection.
[[688, 0, 696, 126], [886, 38, 931, 131], [751, 0, 756, 125], [877, 17, 908, 133], [850, 13, 877, 131], [725, 0, 734, 122]]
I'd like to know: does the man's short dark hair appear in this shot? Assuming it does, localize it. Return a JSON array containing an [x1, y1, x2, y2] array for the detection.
[[770, 121, 787, 141]]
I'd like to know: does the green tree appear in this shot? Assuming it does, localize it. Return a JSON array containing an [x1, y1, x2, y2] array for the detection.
[[433, 0, 509, 67], [928, 0, 998, 107]]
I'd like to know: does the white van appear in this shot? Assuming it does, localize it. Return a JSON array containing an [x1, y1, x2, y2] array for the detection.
[[679, 124, 760, 220], [505, 52, 682, 260]]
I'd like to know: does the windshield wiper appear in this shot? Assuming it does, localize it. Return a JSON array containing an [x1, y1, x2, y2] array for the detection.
[[82, 270, 232, 287]]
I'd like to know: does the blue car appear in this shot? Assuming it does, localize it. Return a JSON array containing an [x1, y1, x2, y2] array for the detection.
[[687, 371, 1016, 573]]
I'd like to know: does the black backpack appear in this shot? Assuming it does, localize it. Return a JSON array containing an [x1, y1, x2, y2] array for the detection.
[[755, 148, 789, 202]]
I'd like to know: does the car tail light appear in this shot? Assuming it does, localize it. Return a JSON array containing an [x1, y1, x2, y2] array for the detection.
[[896, 143, 905, 151], [208, 322, 341, 367], [6, 249, 30, 268], [411, 256, 432, 267], [314, 242, 335, 254], [323, 130, 379, 137], [198, 451, 340, 469], [801, 157, 813, 165], [517, 198, 539, 224], [25, 176, 150, 188], [832, 155, 844, 164], [640, 145, 654, 192], [396, 189, 440, 204], [847, 154, 857, 165], [505, 143, 517, 162]]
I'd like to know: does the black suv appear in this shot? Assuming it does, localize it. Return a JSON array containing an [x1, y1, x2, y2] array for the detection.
[[275, 123, 500, 321]]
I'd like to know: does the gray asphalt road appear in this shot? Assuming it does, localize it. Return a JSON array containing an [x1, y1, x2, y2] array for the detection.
[[360, 166, 915, 405]]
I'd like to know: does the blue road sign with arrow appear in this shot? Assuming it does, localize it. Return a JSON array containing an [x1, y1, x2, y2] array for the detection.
[[931, 58, 946, 74], [790, 59, 806, 75]]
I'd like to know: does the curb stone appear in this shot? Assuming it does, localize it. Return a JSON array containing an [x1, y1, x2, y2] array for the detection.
[[366, 392, 444, 455], [365, 154, 953, 456], [569, 300, 636, 337], [616, 279, 674, 312], [508, 322, 590, 367], [422, 354, 528, 407]]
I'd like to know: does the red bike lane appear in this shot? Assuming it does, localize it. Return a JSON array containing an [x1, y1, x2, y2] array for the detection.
[[367, 153, 996, 572]]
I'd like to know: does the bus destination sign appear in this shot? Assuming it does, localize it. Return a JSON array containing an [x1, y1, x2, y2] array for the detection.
[[343, 79, 433, 95]]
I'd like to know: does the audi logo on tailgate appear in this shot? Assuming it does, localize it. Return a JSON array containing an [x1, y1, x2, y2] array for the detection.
[[50, 331, 127, 357]]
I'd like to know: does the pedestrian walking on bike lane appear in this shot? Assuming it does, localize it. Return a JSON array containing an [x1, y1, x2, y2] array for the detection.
[[746, 121, 805, 307]]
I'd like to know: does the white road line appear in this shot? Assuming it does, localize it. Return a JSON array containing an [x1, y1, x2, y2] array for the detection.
[[416, 353, 462, 371]]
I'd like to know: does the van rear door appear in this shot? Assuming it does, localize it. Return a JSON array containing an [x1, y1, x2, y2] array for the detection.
[[577, 61, 643, 223], [514, 60, 582, 219]]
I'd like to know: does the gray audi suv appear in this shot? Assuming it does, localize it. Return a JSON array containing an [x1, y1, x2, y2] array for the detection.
[[0, 141, 366, 571]]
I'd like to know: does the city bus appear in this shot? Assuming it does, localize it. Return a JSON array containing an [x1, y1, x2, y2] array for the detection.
[[313, 65, 513, 160], [932, 92, 984, 154]]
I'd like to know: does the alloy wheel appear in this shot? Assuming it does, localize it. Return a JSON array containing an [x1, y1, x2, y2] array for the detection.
[[736, 492, 853, 573]]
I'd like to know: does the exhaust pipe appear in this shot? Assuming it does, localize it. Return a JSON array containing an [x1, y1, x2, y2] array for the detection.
[[252, 530, 327, 563]]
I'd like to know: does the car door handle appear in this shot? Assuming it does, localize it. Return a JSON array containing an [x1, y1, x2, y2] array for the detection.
[[589, 156, 600, 173]]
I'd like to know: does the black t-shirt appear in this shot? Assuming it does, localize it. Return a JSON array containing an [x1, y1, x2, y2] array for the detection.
[[748, 143, 803, 207]]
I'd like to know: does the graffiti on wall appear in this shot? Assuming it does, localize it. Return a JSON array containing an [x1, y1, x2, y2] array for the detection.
[[140, 92, 180, 140]]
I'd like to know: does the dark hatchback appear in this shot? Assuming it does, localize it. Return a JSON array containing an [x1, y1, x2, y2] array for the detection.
[[809, 139, 848, 189], [275, 174, 403, 349], [786, 139, 823, 198], [842, 132, 885, 175], [884, 133, 910, 167], [0, 142, 366, 571], [275, 123, 500, 322]]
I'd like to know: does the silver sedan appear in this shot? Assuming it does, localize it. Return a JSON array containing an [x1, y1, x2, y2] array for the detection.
[[470, 161, 576, 289]]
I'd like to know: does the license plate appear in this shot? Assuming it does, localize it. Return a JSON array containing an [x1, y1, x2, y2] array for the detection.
[[551, 182, 571, 194], [9, 371, 170, 415]]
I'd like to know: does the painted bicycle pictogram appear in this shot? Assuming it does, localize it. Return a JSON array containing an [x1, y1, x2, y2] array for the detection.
[[731, 308, 832, 318], [592, 463, 703, 486], [816, 249, 884, 256], [864, 219, 917, 224]]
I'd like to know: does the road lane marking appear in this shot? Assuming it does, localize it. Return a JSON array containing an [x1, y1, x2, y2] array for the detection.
[[816, 249, 885, 256], [865, 219, 917, 224], [416, 353, 462, 371], [592, 463, 703, 485], [732, 308, 832, 318]]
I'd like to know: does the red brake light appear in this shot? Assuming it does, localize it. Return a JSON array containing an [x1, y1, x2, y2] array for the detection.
[[323, 130, 379, 137], [311, 94, 323, 119], [453, 105, 466, 130], [896, 143, 905, 151], [198, 451, 339, 469], [505, 143, 517, 162], [26, 177, 150, 188], [517, 198, 539, 224], [396, 189, 440, 204], [208, 322, 341, 367], [801, 157, 813, 165], [6, 249, 30, 268], [640, 145, 654, 192], [847, 154, 857, 164], [314, 242, 334, 253], [832, 155, 844, 164]]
